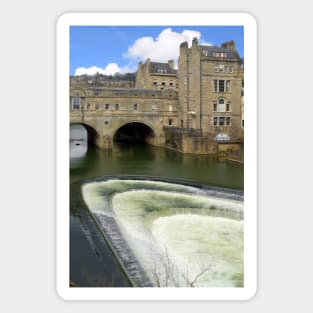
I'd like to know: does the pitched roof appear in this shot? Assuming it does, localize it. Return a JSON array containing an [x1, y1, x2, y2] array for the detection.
[[200, 45, 240, 59], [150, 62, 176, 74]]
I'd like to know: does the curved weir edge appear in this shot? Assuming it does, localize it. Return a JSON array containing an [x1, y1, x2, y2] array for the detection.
[[75, 175, 244, 287]]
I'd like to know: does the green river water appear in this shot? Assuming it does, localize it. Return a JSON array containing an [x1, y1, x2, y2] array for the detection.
[[70, 142, 243, 287]]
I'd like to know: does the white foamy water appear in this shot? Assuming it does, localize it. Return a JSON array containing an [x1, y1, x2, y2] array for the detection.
[[152, 215, 243, 287], [82, 179, 244, 287]]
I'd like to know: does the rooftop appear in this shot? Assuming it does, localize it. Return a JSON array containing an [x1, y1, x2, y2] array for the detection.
[[150, 62, 176, 75], [200, 45, 240, 59]]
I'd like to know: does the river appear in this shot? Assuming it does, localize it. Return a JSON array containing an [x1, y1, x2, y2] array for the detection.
[[70, 139, 243, 287]]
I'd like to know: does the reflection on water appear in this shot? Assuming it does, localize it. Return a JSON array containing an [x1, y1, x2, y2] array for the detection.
[[70, 124, 88, 168], [70, 140, 88, 168], [71, 143, 243, 189]]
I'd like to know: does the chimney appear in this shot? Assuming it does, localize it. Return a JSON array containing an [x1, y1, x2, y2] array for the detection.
[[180, 41, 188, 50], [192, 37, 198, 47], [221, 40, 236, 51], [168, 60, 174, 70]]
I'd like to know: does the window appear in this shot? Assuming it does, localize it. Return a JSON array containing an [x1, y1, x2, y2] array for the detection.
[[226, 102, 231, 112], [213, 117, 218, 126], [226, 80, 231, 92], [213, 52, 227, 58], [213, 80, 218, 92], [242, 120, 244, 128], [168, 119, 173, 126], [219, 117, 225, 126], [219, 80, 225, 92], [169, 105, 172, 112], [170, 81, 174, 87], [86, 103, 90, 111], [214, 80, 231, 93], [95, 103, 99, 111], [158, 69, 167, 74], [134, 103, 138, 110], [226, 117, 231, 126], [153, 80, 157, 86], [162, 81, 165, 86], [105, 103, 109, 110], [181, 120, 184, 128], [218, 99, 226, 112], [73, 94, 80, 110], [213, 102, 217, 112], [115, 103, 119, 110]]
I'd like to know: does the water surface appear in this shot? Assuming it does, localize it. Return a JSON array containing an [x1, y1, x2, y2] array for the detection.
[[70, 143, 243, 287]]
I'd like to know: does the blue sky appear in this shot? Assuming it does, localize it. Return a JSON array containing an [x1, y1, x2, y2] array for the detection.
[[70, 26, 243, 76]]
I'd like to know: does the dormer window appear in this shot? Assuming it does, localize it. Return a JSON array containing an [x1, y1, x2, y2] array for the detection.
[[158, 68, 167, 74], [213, 52, 227, 58]]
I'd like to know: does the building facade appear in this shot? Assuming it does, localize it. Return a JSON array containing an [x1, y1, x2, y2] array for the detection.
[[178, 38, 244, 139]]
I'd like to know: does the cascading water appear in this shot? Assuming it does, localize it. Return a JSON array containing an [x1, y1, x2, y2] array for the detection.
[[82, 178, 244, 287]]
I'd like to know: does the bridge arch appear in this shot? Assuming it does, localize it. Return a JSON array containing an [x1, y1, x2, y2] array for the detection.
[[113, 121, 157, 144], [70, 122, 102, 147]]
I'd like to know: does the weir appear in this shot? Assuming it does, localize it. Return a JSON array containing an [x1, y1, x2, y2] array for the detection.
[[81, 177, 244, 287]]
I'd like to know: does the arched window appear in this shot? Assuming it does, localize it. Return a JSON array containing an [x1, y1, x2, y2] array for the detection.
[[218, 98, 226, 112]]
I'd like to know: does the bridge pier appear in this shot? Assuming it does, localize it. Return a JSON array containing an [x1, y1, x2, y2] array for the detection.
[[98, 135, 113, 149]]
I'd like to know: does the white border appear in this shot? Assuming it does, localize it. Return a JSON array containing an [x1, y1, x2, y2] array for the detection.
[[57, 12, 257, 301]]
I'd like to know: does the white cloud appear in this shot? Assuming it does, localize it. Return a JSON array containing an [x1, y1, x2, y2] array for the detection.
[[74, 28, 211, 75], [124, 28, 211, 65], [74, 63, 135, 76]]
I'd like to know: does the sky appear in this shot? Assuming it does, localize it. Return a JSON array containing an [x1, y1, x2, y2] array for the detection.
[[70, 26, 244, 76]]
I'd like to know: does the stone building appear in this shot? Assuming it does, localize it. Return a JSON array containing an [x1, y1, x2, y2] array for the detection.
[[178, 37, 244, 140], [70, 37, 244, 155], [135, 59, 178, 91]]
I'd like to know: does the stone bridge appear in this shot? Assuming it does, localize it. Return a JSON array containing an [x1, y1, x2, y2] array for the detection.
[[70, 85, 178, 149]]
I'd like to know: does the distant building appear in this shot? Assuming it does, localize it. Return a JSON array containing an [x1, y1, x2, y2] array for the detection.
[[135, 59, 178, 91]]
